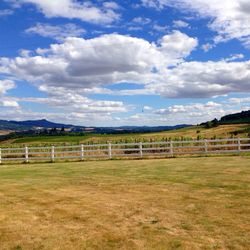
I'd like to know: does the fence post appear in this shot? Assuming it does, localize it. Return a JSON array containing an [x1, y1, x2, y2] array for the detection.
[[139, 142, 143, 158], [51, 146, 55, 162], [204, 139, 208, 154], [0, 148, 1, 164], [108, 143, 112, 159], [170, 140, 174, 157], [80, 144, 84, 160], [238, 138, 241, 153], [25, 146, 29, 163]]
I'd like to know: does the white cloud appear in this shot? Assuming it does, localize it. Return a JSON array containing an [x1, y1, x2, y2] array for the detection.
[[132, 17, 151, 25], [0, 107, 121, 126], [173, 20, 189, 28], [2, 31, 250, 99], [17, 0, 120, 24], [102, 2, 120, 10], [1, 32, 198, 92], [155, 101, 222, 115], [148, 60, 250, 98], [25, 23, 86, 41], [229, 97, 250, 104], [152, 24, 168, 32], [110, 59, 250, 98], [142, 0, 250, 48], [2, 32, 250, 99], [223, 54, 244, 62], [0, 80, 16, 94], [0, 9, 14, 17], [145, 100, 248, 125], [0, 80, 19, 108], [143, 105, 153, 111], [201, 43, 215, 52], [159, 30, 198, 61], [20, 90, 128, 114], [0, 98, 19, 107]]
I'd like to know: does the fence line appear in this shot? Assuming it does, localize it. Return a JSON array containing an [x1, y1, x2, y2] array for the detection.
[[0, 138, 250, 164]]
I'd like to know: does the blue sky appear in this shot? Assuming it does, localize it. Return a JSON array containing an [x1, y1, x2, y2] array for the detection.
[[0, 0, 250, 126]]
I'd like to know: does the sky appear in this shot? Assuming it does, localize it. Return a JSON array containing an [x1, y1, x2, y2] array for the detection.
[[0, 0, 250, 126]]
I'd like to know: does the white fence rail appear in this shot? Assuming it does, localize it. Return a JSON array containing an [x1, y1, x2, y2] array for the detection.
[[0, 138, 250, 164]]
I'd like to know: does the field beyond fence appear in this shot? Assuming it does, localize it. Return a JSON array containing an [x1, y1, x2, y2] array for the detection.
[[1, 137, 250, 164]]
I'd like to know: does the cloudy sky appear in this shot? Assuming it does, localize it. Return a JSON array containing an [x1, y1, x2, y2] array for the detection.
[[0, 0, 250, 126]]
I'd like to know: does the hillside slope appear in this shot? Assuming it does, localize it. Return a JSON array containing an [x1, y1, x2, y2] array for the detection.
[[1, 124, 249, 146]]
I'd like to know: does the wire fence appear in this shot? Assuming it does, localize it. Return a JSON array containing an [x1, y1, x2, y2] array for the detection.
[[0, 138, 250, 164]]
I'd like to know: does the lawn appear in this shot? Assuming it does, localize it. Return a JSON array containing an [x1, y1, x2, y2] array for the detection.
[[0, 157, 249, 249]]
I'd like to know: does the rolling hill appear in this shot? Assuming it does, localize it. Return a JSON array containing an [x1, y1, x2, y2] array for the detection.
[[0, 109, 249, 146], [0, 119, 190, 134]]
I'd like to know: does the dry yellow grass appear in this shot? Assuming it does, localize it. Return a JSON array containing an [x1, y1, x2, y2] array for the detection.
[[0, 157, 249, 249], [70, 124, 250, 144], [0, 130, 11, 136], [2, 124, 249, 147]]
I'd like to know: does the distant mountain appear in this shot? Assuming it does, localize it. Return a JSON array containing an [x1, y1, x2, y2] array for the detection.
[[10, 119, 81, 129], [0, 120, 29, 131], [2, 109, 250, 134], [0, 119, 190, 134]]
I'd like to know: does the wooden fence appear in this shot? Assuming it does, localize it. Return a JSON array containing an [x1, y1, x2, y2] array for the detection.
[[0, 138, 250, 164]]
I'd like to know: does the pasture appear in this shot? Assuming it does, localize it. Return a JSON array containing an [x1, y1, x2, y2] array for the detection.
[[0, 156, 249, 249], [1, 124, 250, 147]]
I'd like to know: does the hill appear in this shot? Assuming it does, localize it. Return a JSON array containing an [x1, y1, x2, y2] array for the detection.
[[0, 120, 29, 131], [0, 118, 190, 134], [0, 110, 250, 146], [0, 124, 249, 147], [220, 110, 250, 124], [202, 110, 250, 128], [0, 119, 83, 131], [10, 119, 80, 129]]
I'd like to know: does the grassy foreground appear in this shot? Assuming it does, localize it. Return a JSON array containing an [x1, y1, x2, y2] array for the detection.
[[0, 157, 249, 249]]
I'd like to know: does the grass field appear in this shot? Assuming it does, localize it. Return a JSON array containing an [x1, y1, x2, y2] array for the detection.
[[0, 157, 249, 249], [0, 130, 11, 136], [1, 124, 250, 147]]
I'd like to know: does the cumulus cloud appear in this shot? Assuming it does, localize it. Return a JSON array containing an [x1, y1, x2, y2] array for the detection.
[[102, 2, 120, 10], [0, 80, 19, 107], [147, 100, 249, 125], [223, 54, 244, 62], [148, 60, 250, 98], [0, 98, 19, 107], [159, 30, 198, 61], [15, 0, 120, 24], [132, 17, 151, 25], [0, 86, 127, 124], [25, 23, 86, 41], [0, 32, 198, 93], [105, 59, 250, 98], [173, 20, 189, 28], [20, 89, 128, 114], [2, 31, 250, 99], [113, 100, 245, 126], [202, 43, 215, 52], [0, 80, 16, 94], [142, 0, 250, 48], [152, 24, 168, 32], [155, 101, 222, 115]]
